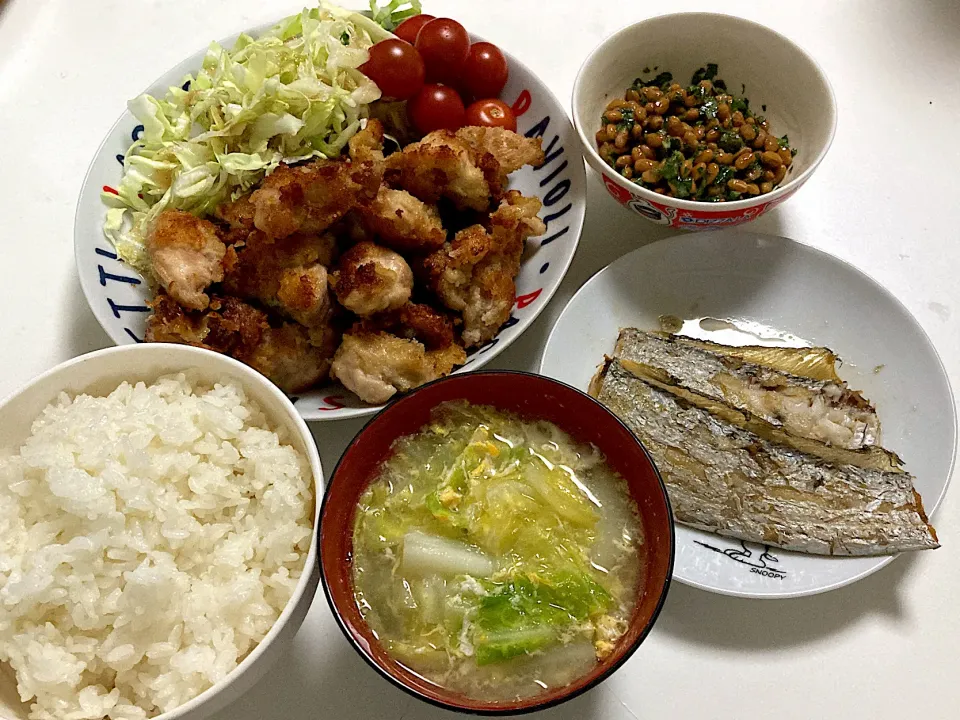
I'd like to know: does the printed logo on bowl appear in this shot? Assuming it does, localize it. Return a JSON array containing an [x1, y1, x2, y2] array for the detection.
[[627, 197, 674, 225], [74, 26, 586, 422]]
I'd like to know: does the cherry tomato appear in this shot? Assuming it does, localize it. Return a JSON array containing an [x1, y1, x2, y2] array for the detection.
[[415, 18, 470, 84], [465, 99, 517, 131], [408, 84, 466, 133], [461, 42, 509, 100], [359, 39, 424, 100], [394, 14, 435, 45]]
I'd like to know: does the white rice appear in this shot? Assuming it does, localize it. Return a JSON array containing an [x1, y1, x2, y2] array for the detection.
[[0, 373, 314, 720]]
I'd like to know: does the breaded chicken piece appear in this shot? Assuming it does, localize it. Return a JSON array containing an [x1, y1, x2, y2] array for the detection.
[[362, 187, 446, 252], [330, 328, 466, 404], [348, 118, 386, 165], [251, 157, 381, 239], [422, 191, 545, 347], [213, 193, 257, 244], [423, 224, 518, 348], [357, 302, 457, 349], [329, 241, 413, 316], [146, 210, 226, 311], [385, 130, 501, 212], [145, 293, 335, 393], [455, 126, 545, 174], [331, 210, 376, 245], [223, 230, 337, 329], [243, 322, 338, 393], [146, 292, 266, 351], [489, 190, 546, 248]]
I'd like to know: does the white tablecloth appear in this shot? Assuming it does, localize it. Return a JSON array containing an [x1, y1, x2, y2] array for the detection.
[[1, 1, 958, 718]]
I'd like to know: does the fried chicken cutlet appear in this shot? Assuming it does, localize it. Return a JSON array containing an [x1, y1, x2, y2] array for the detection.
[[250, 156, 381, 239], [348, 118, 386, 165], [330, 328, 466, 404], [329, 241, 414, 316], [421, 191, 546, 347], [146, 210, 226, 311], [222, 230, 337, 330], [329, 301, 464, 404], [360, 301, 457, 349], [385, 130, 503, 212], [146, 293, 336, 393], [141, 119, 544, 404], [361, 187, 446, 252], [455, 126, 545, 174]]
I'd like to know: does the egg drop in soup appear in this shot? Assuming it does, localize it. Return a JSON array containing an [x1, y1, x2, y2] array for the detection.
[[351, 401, 645, 702]]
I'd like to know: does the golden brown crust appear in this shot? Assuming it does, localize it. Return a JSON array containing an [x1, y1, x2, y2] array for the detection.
[[145, 292, 268, 356], [146, 209, 226, 311], [330, 241, 413, 316], [143, 126, 542, 400], [384, 131, 501, 211], [213, 193, 257, 244], [329, 327, 466, 404], [361, 187, 446, 253], [348, 118, 386, 164], [222, 230, 335, 328], [242, 323, 335, 393], [146, 292, 334, 393], [420, 192, 545, 347], [455, 126, 546, 173], [251, 158, 382, 239], [357, 302, 458, 350]]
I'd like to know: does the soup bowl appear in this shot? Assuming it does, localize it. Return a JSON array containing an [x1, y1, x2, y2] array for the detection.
[[319, 371, 674, 714], [573, 12, 837, 229]]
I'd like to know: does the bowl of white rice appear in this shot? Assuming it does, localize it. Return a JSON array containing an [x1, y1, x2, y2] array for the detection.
[[0, 344, 322, 720]]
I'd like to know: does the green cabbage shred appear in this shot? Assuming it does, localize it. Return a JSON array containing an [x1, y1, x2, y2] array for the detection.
[[102, 2, 416, 273]]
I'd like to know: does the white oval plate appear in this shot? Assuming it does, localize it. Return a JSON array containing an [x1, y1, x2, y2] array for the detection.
[[540, 229, 956, 598], [75, 21, 585, 422]]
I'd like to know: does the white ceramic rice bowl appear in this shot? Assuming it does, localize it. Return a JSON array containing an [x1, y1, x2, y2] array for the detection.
[[0, 344, 322, 720]]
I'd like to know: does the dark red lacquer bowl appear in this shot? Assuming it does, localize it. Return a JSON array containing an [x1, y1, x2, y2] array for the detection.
[[318, 371, 674, 714]]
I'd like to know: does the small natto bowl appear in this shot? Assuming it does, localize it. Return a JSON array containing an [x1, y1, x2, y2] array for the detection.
[[319, 371, 674, 715], [573, 12, 837, 229]]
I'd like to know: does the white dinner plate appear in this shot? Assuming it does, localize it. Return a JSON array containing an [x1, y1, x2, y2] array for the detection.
[[540, 229, 956, 598], [74, 20, 585, 422]]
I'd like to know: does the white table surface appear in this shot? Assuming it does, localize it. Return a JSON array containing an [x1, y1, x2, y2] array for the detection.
[[1, 0, 959, 718]]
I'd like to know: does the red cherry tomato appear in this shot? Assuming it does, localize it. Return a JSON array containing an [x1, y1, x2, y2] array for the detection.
[[408, 84, 466, 134], [394, 14, 435, 45], [462, 42, 509, 100], [359, 39, 424, 100], [415, 18, 470, 84], [465, 99, 517, 131]]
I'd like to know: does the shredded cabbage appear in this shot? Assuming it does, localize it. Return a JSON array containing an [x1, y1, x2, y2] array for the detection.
[[368, 0, 423, 31], [102, 2, 399, 273]]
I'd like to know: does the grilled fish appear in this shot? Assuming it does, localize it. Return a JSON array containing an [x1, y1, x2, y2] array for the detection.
[[590, 358, 939, 556], [615, 330, 883, 454]]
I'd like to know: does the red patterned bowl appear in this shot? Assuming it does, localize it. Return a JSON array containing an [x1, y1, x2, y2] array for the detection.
[[319, 371, 674, 714], [573, 13, 836, 230]]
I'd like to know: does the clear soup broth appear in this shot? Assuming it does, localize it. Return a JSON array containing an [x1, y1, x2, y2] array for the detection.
[[351, 401, 645, 703]]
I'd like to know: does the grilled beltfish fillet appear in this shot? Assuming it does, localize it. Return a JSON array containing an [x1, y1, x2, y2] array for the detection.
[[590, 359, 939, 556], [614, 330, 888, 461]]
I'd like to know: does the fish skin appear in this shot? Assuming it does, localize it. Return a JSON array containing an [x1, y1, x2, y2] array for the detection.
[[591, 359, 939, 556], [660, 334, 843, 382], [617, 358, 903, 473], [614, 330, 883, 452]]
